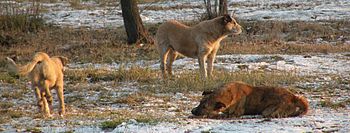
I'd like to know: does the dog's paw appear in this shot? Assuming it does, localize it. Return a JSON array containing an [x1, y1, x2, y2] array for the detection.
[[59, 110, 65, 117], [44, 114, 53, 119]]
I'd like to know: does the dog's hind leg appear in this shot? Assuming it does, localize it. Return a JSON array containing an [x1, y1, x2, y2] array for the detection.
[[56, 82, 65, 116], [159, 47, 171, 79], [40, 91, 51, 117], [43, 80, 53, 113], [262, 102, 296, 118], [166, 49, 178, 76], [198, 47, 211, 79], [207, 48, 219, 78], [33, 85, 43, 112], [225, 96, 246, 117]]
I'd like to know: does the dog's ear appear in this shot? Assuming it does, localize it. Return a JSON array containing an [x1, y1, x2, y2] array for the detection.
[[57, 56, 69, 66], [214, 102, 226, 110], [202, 90, 214, 96], [222, 14, 233, 24]]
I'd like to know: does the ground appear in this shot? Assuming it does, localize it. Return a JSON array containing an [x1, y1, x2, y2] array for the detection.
[[0, 0, 349, 133]]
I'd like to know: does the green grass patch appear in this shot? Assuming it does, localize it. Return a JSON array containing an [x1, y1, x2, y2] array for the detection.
[[100, 118, 125, 130], [100, 115, 160, 130]]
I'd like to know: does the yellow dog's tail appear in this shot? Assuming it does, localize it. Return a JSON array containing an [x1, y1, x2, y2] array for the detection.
[[5, 52, 50, 76]]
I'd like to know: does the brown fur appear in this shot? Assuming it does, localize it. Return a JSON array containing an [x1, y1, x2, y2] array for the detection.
[[191, 81, 309, 118], [155, 14, 242, 79], [5, 52, 68, 117]]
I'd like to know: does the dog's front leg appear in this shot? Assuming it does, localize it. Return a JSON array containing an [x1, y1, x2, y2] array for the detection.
[[160, 47, 171, 79], [198, 57, 207, 79], [198, 47, 210, 79], [207, 48, 218, 78], [56, 84, 65, 116]]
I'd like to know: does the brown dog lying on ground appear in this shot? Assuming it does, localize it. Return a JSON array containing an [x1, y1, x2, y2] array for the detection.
[[191, 81, 308, 118], [155, 14, 242, 79], [6, 52, 68, 117]]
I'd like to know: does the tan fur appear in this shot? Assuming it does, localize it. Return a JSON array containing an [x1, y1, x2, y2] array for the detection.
[[155, 14, 242, 79], [6, 52, 68, 117], [191, 81, 309, 118]]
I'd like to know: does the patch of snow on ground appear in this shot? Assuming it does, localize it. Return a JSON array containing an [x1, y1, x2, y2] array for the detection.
[[69, 53, 350, 77], [37, 0, 350, 28], [113, 108, 350, 132]]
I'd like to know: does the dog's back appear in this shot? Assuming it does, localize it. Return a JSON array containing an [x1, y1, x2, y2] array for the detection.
[[6, 52, 65, 86], [244, 85, 308, 117], [156, 20, 198, 58]]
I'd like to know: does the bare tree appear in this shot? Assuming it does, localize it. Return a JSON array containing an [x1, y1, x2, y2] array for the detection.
[[120, 0, 153, 44], [219, 0, 228, 15], [203, 0, 228, 19]]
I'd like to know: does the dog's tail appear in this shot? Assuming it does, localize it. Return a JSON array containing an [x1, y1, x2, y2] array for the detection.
[[5, 52, 50, 76], [292, 96, 309, 116]]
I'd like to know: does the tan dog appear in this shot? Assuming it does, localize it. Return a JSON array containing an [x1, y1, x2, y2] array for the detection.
[[6, 52, 68, 117], [191, 81, 309, 118], [155, 14, 242, 79]]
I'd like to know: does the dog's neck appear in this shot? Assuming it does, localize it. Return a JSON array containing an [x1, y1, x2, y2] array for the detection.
[[193, 19, 227, 44]]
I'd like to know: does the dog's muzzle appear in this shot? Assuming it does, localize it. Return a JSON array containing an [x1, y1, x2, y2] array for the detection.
[[191, 107, 200, 116], [233, 25, 242, 35]]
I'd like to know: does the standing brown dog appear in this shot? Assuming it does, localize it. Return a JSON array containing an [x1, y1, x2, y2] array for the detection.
[[6, 52, 68, 117], [192, 81, 309, 118], [155, 14, 242, 79]]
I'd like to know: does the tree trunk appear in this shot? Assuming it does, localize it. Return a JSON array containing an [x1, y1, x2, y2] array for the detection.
[[219, 0, 228, 15], [203, 0, 213, 19], [203, 0, 228, 19], [120, 0, 153, 44]]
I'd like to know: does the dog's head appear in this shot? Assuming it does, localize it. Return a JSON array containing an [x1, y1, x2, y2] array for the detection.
[[221, 14, 242, 35], [191, 90, 228, 118], [54, 56, 69, 71], [57, 56, 69, 66]]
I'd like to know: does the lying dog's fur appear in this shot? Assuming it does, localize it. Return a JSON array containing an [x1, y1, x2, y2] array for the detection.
[[191, 81, 309, 118], [155, 14, 242, 79], [5, 52, 68, 117]]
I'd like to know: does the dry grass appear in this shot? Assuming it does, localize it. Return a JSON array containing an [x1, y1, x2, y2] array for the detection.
[[0, 26, 158, 63], [149, 70, 300, 93], [64, 66, 300, 93], [219, 42, 350, 55], [100, 112, 160, 130], [1, 17, 349, 64], [65, 66, 158, 84], [0, 0, 44, 32], [113, 92, 162, 106], [236, 20, 350, 43], [319, 99, 350, 109], [142, 4, 202, 11]]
